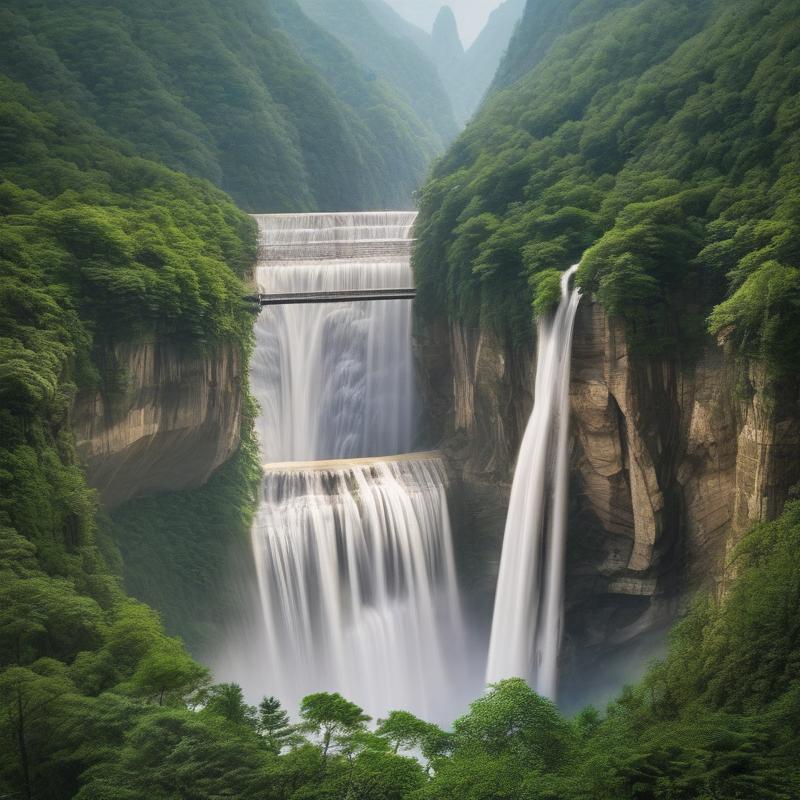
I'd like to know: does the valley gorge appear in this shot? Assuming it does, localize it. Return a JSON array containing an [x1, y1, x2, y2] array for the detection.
[[3, 0, 800, 797], [67, 214, 800, 710]]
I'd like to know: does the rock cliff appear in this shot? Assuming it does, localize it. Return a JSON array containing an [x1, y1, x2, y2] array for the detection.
[[416, 298, 800, 697], [72, 339, 244, 509]]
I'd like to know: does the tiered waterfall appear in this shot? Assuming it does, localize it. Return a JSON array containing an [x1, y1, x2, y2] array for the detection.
[[230, 213, 469, 723]]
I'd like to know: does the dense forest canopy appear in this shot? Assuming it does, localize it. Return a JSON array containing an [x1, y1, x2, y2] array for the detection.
[[414, 0, 800, 370], [2, 0, 800, 797], [1, 0, 443, 211]]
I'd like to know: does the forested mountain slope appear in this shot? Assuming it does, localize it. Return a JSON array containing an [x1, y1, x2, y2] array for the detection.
[[0, 72, 261, 796], [1, 0, 437, 211], [294, 0, 458, 148], [363, 0, 525, 125], [415, 0, 800, 373]]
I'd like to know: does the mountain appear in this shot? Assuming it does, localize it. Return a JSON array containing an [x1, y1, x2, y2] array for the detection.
[[380, 0, 439, 32], [362, 0, 433, 53], [415, 0, 799, 370], [1, 0, 438, 211], [413, 0, 800, 715], [366, 1, 525, 124], [294, 0, 458, 148], [460, 0, 526, 110]]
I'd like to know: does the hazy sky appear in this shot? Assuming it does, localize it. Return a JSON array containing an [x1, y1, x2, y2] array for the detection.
[[386, 0, 506, 47]]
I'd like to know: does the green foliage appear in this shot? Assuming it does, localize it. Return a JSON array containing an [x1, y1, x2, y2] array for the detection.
[[259, 696, 296, 754], [0, 24, 259, 800], [531, 269, 563, 318], [0, 78, 256, 349], [1, 0, 442, 212], [105, 410, 262, 655], [414, 0, 800, 370], [300, 692, 372, 756], [376, 711, 449, 763]]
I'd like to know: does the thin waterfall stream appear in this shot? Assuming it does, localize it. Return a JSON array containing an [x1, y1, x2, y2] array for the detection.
[[486, 266, 581, 699], [220, 212, 471, 723]]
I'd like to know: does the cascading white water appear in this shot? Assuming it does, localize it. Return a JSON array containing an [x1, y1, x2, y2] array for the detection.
[[253, 455, 464, 721], [250, 213, 417, 461], [485, 266, 581, 700], [224, 212, 469, 723]]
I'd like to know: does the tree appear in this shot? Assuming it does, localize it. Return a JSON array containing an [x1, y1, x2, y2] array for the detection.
[[201, 683, 257, 730], [376, 710, 450, 771], [454, 679, 570, 771], [129, 640, 208, 707], [0, 663, 80, 800], [259, 696, 295, 753], [299, 693, 371, 756]]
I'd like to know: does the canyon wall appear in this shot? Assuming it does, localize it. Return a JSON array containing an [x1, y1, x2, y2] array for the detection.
[[72, 339, 244, 509], [416, 298, 800, 697]]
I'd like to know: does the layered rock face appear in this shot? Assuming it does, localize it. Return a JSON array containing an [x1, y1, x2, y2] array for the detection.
[[72, 340, 244, 508], [417, 298, 800, 696]]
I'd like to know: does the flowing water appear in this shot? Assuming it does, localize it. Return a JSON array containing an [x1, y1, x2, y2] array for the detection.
[[250, 213, 417, 461], [486, 266, 581, 699], [223, 213, 469, 723], [253, 454, 463, 721]]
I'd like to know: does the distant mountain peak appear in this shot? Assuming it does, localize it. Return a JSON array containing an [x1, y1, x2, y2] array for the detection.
[[432, 5, 464, 56]]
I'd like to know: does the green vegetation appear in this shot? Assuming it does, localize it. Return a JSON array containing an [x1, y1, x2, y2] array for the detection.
[[0, 77, 256, 350], [414, 0, 800, 369], [105, 406, 262, 657], [0, 26, 259, 796], [294, 0, 458, 148], [1, 0, 441, 212], [5, 501, 799, 797]]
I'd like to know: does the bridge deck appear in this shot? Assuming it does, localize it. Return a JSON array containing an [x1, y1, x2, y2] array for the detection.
[[252, 288, 416, 306]]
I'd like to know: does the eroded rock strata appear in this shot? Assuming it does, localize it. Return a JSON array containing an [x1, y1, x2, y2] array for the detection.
[[417, 299, 800, 695], [72, 340, 244, 508]]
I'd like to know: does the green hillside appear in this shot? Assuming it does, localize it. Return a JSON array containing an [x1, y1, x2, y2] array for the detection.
[[266, 0, 440, 207], [0, 73, 261, 797], [414, 0, 800, 370], [1, 0, 438, 211], [295, 0, 458, 148]]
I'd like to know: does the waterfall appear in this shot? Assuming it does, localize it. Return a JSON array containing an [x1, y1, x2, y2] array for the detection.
[[250, 213, 417, 461], [253, 455, 463, 721], [485, 266, 581, 700], [224, 212, 469, 723]]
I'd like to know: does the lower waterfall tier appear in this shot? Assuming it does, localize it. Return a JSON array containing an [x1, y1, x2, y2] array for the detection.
[[218, 455, 473, 723]]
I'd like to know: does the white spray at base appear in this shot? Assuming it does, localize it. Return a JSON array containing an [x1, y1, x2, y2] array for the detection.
[[485, 265, 581, 700]]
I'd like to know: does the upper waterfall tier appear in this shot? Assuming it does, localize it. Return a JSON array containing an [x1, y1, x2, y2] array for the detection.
[[251, 212, 417, 462], [253, 212, 417, 261]]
